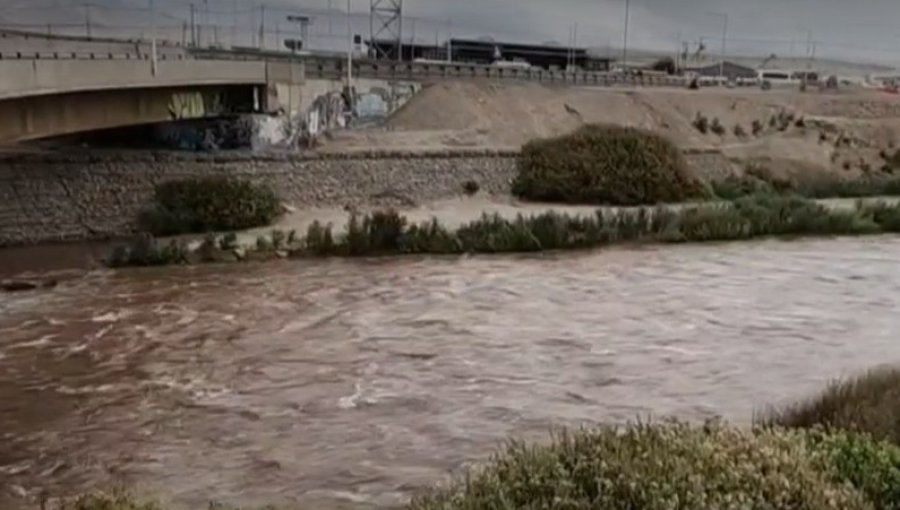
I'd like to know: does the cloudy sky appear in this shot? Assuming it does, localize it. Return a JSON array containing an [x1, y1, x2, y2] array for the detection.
[[2, 0, 899, 64]]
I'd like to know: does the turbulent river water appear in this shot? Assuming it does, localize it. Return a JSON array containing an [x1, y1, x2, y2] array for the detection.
[[2, 237, 900, 509]]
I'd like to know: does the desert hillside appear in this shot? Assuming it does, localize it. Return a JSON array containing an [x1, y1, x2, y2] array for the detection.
[[324, 81, 900, 180]]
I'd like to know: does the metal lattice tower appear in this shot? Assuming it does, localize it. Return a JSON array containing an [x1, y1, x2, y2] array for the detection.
[[370, 0, 403, 61]]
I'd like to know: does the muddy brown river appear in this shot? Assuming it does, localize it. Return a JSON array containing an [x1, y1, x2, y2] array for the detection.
[[2, 237, 900, 509]]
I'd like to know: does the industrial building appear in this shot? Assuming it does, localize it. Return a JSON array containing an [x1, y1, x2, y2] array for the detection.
[[367, 38, 613, 71]]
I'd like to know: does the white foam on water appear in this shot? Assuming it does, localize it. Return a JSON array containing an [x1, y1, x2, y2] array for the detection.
[[12, 334, 56, 349], [92, 310, 131, 323], [337, 382, 366, 410]]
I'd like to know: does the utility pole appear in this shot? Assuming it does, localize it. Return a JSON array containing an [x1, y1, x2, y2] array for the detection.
[[707, 11, 728, 80], [572, 22, 578, 69], [259, 4, 266, 50], [329, 0, 333, 35], [84, 3, 92, 38], [621, 0, 630, 73], [203, 0, 209, 47], [347, 0, 353, 87], [190, 3, 196, 47], [409, 17, 417, 60], [150, 0, 158, 76], [447, 19, 452, 62]]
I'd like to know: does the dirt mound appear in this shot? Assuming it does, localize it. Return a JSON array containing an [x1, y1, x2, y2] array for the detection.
[[327, 81, 900, 179]]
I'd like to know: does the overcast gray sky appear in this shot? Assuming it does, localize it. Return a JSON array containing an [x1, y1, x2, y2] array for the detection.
[[2, 0, 899, 64]]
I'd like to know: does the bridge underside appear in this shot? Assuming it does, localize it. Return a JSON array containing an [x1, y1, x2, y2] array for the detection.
[[0, 84, 262, 143]]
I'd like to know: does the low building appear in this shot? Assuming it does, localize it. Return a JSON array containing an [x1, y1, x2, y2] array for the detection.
[[685, 61, 757, 80]]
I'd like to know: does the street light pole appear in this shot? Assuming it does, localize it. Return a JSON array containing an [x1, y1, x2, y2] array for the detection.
[[707, 11, 728, 80], [150, 0, 158, 76], [346, 0, 353, 88], [621, 0, 630, 72]]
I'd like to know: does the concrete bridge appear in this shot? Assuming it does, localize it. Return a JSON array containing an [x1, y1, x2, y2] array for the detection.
[[0, 55, 308, 142], [0, 28, 687, 143]]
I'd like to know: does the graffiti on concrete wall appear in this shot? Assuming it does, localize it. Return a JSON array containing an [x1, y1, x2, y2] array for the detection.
[[168, 92, 205, 119], [155, 116, 256, 151], [167, 91, 225, 120], [300, 81, 421, 143], [305, 90, 348, 134], [353, 83, 419, 120]]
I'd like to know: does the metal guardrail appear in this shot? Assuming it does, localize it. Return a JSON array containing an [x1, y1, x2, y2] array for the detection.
[[306, 59, 687, 87], [188, 49, 688, 87], [0, 51, 187, 60]]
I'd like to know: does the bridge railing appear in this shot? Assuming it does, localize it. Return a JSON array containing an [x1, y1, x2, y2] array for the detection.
[[0, 51, 189, 61], [0, 40, 690, 90], [300, 58, 688, 88]]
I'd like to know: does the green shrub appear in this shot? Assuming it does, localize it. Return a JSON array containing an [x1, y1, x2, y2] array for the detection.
[[218, 232, 238, 251], [513, 125, 707, 206], [107, 234, 189, 268], [270, 229, 286, 250], [56, 491, 162, 510], [710, 117, 726, 136], [56, 491, 276, 510], [462, 180, 481, 196], [860, 201, 900, 231], [256, 235, 273, 251], [752, 119, 764, 136], [692, 113, 709, 134], [884, 149, 900, 170], [663, 203, 752, 242], [410, 423, 869, 510], [304, 220, 336, 255], [805, 430, 900, 510], [401, 218, 462, 254], [140, 177, 281, 236], [763, 367, 900, 446], [710, 174, 774, 200], [733, 123, 746, 138], [710, 171, 900, 200]]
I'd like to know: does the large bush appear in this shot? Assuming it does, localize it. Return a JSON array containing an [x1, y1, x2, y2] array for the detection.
[[140, 177, 282, 236], [512, 125, 707, 206], [410, 423, 870, 510], [763, 367, 900, 445]]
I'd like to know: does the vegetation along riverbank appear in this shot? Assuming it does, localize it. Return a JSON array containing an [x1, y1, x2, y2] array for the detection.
[[103, 122, 900, 268], [53, 367, 900, 509], [108, 194, 900, 267]]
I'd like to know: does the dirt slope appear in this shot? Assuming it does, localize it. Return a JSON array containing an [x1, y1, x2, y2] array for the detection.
[[323, 80, 900, 179]]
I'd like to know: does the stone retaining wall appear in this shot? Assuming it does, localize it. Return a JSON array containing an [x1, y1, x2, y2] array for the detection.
[[0, 150, 519, 246], [0, 149, 733, 246]]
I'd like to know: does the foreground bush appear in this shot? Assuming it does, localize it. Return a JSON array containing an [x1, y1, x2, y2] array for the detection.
[[513, 125, 707, 206], [805, 430, 900, 510], [763, 367, 900, 446], [140, 177, 281, 236], [411, 423, 870, 510]]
